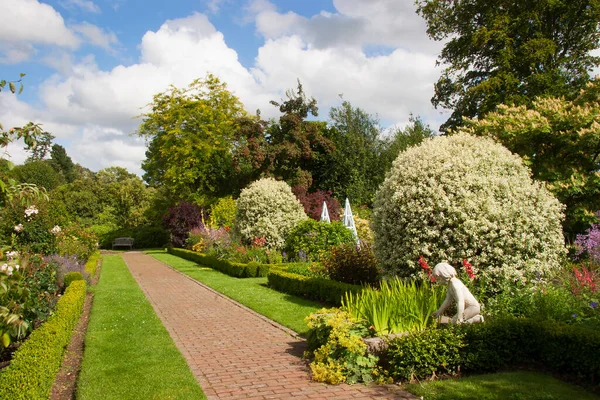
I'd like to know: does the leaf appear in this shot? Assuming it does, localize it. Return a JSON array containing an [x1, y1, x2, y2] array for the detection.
[[9, 82, 16, 94], [2, 332, 10, 348], [18, 83, 23, 95]]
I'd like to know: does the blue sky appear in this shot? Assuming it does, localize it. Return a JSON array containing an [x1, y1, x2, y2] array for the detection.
[[1, 0, 448, 175]]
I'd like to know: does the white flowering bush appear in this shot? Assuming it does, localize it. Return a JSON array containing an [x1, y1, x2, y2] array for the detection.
[[235, 178, 307, 249], [372, 133, 567, 289]]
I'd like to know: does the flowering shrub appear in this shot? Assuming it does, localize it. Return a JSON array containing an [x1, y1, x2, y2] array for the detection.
[[163, 201, 206, 247], [54, 224, 97, 261], [575, 212, 600, 265], [284, 219, 355, 261], [292, 186, 342, 221], [45, 254, 90, 292], [235, 178, 307, 249], [372, 133, 566, 291]]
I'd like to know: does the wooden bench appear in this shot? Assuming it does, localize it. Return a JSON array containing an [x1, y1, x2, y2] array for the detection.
[[112, 237, 134, 250]]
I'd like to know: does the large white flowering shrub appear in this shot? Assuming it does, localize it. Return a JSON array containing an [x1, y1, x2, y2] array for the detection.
[[235, 178, 307, 249], [372, 133, 566, 287]]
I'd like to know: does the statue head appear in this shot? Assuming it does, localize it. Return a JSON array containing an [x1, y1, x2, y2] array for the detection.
[[432, 262, 457, 284]]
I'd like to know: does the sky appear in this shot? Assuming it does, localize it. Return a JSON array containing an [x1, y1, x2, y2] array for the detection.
[[1, 0, 450, 176]]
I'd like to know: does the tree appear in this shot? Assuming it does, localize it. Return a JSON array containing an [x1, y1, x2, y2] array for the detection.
[[233, 81, 335, 191], [97, 167, 151, 228], [457, 79, 600, 236], [10, 160, 63, 191], [380, 114, 436, 170], [27, 131, 54, 161], [417, 0, 600, 131], [49, 144, 77, 183], [137, 74, 246, 203]]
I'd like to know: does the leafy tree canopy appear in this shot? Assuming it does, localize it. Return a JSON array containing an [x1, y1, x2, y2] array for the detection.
[[417, 0, 600, 131]]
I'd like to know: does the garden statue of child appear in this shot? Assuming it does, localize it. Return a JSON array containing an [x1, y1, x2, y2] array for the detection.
[[431, 263, 484, 324]]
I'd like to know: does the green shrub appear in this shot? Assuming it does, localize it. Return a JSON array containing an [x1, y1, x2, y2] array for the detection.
[[64, 271, 84, 288], [387, 327, 465, 382], [168, 248, 266, 278], [209, 196, 237, 228], [0, 280, 86, 399], [55, 224, 97, 261], [235, 178, 307, 249], [372, 133, 566, 290], [321, 242, 380, 285], [267, 270, 362, 305], [285, 219, 355, 261], [99, 226, 169, 249]]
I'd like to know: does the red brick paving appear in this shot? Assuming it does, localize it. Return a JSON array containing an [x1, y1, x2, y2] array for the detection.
[[121, 252, 416, 400]]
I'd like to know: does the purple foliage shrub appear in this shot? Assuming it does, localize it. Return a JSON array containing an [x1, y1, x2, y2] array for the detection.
[[292, 186, 342, 221], [575, 211, 600, 264], [163, 201, 206, 247]]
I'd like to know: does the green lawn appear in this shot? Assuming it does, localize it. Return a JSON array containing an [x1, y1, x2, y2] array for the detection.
[[147, 251, 324, 335], [406, 371, 600, 400], [77, 255, 205, 400]]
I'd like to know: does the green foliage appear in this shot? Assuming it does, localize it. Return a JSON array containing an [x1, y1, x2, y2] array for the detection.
[[97, 167, 151, 228], [267, 269, 362, 305], [417, 0, 600, 131], [305, 309, 381, 384], [373, 133, 566, 290], [98, 225, 169, 249], [458, 80, 600, 236], [387, 327, 465, 382], [342, 278, 446, 335], [284, 219, 355, 262], [208, 196, 236, 228], [380, 115, 436, 171], [0, 280, 85, 400], [235, 178, 307, 249], [321, 242, 380, 285], [168, 248, 269, 278], [64, 271, 84, 288], [55, 224, 98, 261], [138, 74, 246, 199], [85, 251, 101, 279], [10, 160, 63, 191], [49, 144, 77, 183]]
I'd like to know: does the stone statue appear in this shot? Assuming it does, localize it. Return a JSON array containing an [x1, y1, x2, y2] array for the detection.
[[431, 263, 484, 324]]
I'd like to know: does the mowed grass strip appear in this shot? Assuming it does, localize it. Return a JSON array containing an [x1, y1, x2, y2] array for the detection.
[[406, 371, 600, 400], [148, 251, 323, 335], [77, 255, 205, 400]]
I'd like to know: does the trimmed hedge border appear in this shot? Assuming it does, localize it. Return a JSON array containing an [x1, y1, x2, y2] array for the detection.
[[0, 279, 87, 399], [267, 269, 362, 306], [85, 251, 101, 279]]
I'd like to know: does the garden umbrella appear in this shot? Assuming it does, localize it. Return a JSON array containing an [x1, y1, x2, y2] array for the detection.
[[320, 201, 331, 223], [342, 198, 359, 243]]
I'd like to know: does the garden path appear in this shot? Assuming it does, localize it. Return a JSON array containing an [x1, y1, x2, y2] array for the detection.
[[121, 252, 416, 400]]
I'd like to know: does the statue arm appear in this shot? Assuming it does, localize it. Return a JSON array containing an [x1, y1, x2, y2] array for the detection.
[[452, 281, 465, 323], [435, 290, 452, 315]]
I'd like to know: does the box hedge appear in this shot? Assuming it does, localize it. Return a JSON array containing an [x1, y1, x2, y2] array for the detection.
[[267, 270, 362, 306], [0, 280, 87, 399]]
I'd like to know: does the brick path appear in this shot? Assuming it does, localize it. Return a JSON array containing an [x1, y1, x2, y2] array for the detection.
[[121, 252, 416, 400]]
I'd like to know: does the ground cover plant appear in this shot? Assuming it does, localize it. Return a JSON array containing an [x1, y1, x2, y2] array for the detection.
[[405, 371, 600, 400], [77, 255, 205, 400], [149, 251, 322, 335]]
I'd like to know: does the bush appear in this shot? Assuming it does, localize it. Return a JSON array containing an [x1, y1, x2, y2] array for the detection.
[[208, 196, 237, 228], [235, 178, 307, 249], [0, 280, 86, 399], [45, 254, 90, 292], [54, 224, 97, 261], [321, 243, 380, 285], [292, 186, 342, 221], [168, 248, 268, 278], [85, 251, 101, 279], [163, 202, 206, 247], [98, 226, 169, 249], [387, 327, 465, 382], [372, 133, 566, 290], [285, 219, 355, 261], [267, 269, 362, 305], [64, 272, 84, 288]]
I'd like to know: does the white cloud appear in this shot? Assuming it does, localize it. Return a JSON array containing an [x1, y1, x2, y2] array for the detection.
[[60, 0, 101, 13], [72, 22, 119, 52]]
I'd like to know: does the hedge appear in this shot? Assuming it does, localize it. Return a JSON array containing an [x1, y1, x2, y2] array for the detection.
[[85, 251, 101, 279], [166, 248, 304, 278], [385, 317, 600, 384], [0, 280, 87, 399], [267, 270, 362, 306]]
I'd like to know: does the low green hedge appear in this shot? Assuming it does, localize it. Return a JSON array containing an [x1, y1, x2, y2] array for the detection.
[[85, 251, 101, 279], [267, 270, 362, 306], [64, 272, 85, 288], [385, 317, 600, 384], [0, 280, 87, 399]]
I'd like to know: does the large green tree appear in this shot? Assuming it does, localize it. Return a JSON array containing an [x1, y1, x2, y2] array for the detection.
[[417, 0, 600, 131], [458, 79, 600, 236], [49, 144, 77, 183], [138, 74, 246, 203]]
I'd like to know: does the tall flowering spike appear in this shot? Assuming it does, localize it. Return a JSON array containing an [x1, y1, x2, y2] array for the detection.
[[418, 256, 436, 281], [462, 259, 476, 279]]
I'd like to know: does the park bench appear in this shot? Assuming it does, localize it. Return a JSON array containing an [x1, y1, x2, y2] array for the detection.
[[112, 237, 134, 250]]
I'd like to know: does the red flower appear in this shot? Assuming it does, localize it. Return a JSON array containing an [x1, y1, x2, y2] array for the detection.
[[419, 256, 436, 282], [462, 259, 476, 279]]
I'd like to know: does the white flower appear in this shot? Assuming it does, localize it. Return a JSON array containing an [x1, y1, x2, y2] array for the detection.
[[6, 251, 19, 260], [0, 264, 7, 272], [14, 224, 23, 232], [15, 264, 20, 271], [24, 205, 39, 219], [50, 225, 62, 234], [7, 266, 13, 275]]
